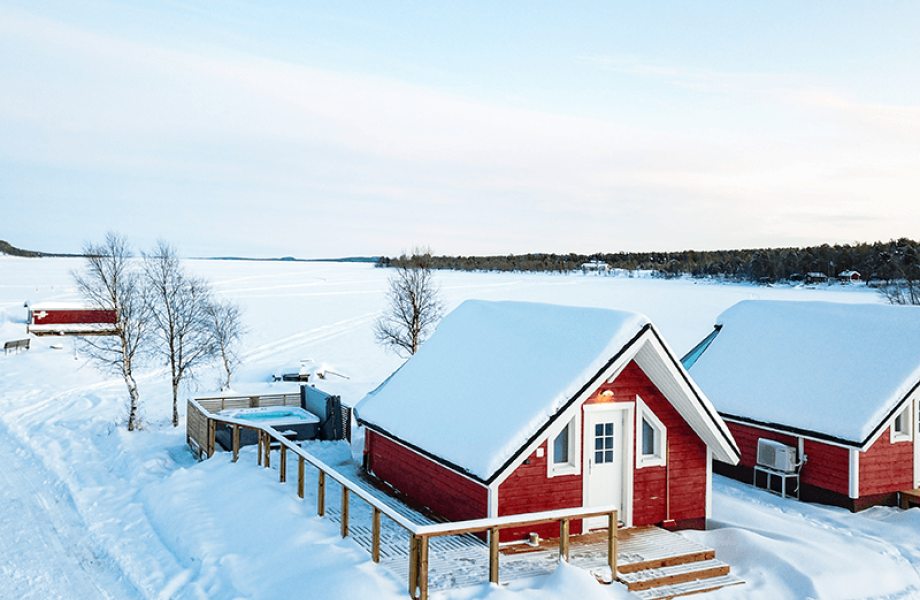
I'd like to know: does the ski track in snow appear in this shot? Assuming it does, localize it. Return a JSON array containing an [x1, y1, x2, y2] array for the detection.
[[242, 313, 376, 364], [0, 426, 141, 600]]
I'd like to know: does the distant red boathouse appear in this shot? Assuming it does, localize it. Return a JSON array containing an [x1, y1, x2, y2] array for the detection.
[[27, 302, 117, 336]]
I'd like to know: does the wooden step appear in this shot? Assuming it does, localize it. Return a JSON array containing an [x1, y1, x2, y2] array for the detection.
[[619, 558, 730, 591], [616, 526, 716, 574], [631, 573, 745, 600], [619, 549, 716, 574]]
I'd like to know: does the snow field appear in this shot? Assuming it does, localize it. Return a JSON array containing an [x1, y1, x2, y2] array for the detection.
[[2, 256, 919, 599]]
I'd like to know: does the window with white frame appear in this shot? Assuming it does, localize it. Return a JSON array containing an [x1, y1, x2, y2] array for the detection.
[[891, 403, 912, 443], [636, 397, 667, 468], [548, 417, 579, 477]]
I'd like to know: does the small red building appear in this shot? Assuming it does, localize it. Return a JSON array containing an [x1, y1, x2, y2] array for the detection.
[[685, 300, 920, 511], [27, 302, 117, 336], [356, 300, 740, 541]]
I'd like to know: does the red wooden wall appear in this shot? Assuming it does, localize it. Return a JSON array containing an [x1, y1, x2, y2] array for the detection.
[[365, 430, 488, 523], [859, 428, 913, 496], [497, 439, 582, 541], [495, 360, 709, 539], [726, 421, 851, 496], [32, 308, 116, 325], [599, 361, 708, 526]]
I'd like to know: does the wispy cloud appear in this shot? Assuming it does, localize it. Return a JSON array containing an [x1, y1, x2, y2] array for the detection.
[[1, 7, 919, 257], [577, 55, 809, 98]]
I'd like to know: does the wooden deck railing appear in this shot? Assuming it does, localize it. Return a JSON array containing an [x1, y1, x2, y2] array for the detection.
[[189, 398, 619, 600]]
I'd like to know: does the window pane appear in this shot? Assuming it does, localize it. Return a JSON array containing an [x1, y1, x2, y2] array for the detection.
[[595, 451, 603, 463], [605, 450, 613, 462], [643, 419, 656, 456], [605, 436, 614, 449], [595, 424, 603, 436], [553, 424, 569, 464], [605, 423, 613, 436], [595, 437, 603, 450]]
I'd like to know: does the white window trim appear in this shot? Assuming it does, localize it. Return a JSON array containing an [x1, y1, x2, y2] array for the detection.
[[891, 403, 913, 443], [636, 396, 667, 469], [547, 416, 580, 478]]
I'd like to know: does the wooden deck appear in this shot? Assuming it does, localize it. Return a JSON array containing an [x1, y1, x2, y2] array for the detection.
[[319, 484, 738, 596], [261, 444, 741, 597]]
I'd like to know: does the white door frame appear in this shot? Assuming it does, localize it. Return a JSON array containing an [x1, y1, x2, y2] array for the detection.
[[582, 403, 634, 530]]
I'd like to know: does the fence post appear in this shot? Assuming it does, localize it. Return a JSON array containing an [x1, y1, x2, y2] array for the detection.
[[298, 456, 305, 499], [280, 445, 287, 483], [559, 518, 570, 562], [489, 526, 500, 584], [231, 424, 240, 463], [257, 431, 263, 466], [317, 471, 326, 516], [608, 510, 618, 579], [263, 434, 271, 468], [372, 507, 381, 563], [418, 535, 429, 600], [408, 536, 419, 599], [207, 419, 215, 458], [341, 487, 350, 538]]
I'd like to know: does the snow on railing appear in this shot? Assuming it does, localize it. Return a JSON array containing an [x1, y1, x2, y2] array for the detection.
[[189, 398, 619, 600]]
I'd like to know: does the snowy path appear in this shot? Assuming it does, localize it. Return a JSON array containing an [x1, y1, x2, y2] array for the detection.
[[0, 433, 141, 600]]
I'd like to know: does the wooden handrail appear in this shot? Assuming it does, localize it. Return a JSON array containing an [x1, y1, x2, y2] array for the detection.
[[189, 398, 620, 600]]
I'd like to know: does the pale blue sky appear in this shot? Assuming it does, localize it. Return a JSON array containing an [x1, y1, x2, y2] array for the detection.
[[2, 1, 918, 257]]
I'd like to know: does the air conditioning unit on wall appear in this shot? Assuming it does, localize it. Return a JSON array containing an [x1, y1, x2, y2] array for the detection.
[[756, 438, 798, 473]]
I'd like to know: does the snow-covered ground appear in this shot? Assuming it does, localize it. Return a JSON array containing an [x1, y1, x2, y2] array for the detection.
[[1, 256, 918, 600]]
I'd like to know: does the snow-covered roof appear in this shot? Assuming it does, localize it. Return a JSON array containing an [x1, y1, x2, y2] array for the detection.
[[356, 299, 740, 481], [28, 302, 105, 311], [688, 300, 920, 447], [357, 300, 649, 480]]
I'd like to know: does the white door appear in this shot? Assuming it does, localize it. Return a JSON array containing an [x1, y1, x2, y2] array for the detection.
[[583, 406, 629, 530]]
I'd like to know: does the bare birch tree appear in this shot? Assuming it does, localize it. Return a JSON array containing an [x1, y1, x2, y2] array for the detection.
[[204, 299, 245, 390], [72, 232, 147, 431], [143, 241, 217, 426], [374, 247, 445, 357]]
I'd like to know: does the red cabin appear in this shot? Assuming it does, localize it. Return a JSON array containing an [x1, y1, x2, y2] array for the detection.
[[686, 300, 920, 511], [356, 300, 740, 541], [27, 302, 117, 336]]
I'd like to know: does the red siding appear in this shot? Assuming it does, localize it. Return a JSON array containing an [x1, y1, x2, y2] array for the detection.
[[603, 362, 708, 526], [494, 360, 710, 541], [726, 421, 851, 496], [32, 308, 116, 325], [365, 431, 488, 523], [497, 440, 582, 541], [859, 428, 914, 496]]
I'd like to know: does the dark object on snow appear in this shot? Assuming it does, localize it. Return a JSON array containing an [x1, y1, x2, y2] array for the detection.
[[3, 338, 30, 354]]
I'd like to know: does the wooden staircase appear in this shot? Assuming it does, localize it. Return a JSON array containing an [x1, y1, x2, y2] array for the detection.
[[614, 526, 743, 599]]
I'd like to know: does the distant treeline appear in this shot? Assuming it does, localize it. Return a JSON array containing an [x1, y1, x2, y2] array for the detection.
[[377, 238, 920, 285]]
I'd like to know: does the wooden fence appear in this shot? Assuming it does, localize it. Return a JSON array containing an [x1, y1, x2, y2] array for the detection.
[[186, 393, 301, 459], [189, 398, 619, 600]]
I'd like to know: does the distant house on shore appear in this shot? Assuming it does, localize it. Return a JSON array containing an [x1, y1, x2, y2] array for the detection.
[[805, 272, 828, 285], [580, 260, 610, 274], [838, 270, 861, 283], [356, 300, 740, 541], [685, 300, 920, 511]]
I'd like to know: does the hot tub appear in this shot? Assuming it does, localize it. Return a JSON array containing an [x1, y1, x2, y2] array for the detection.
[[214, 406, 321, 450]]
